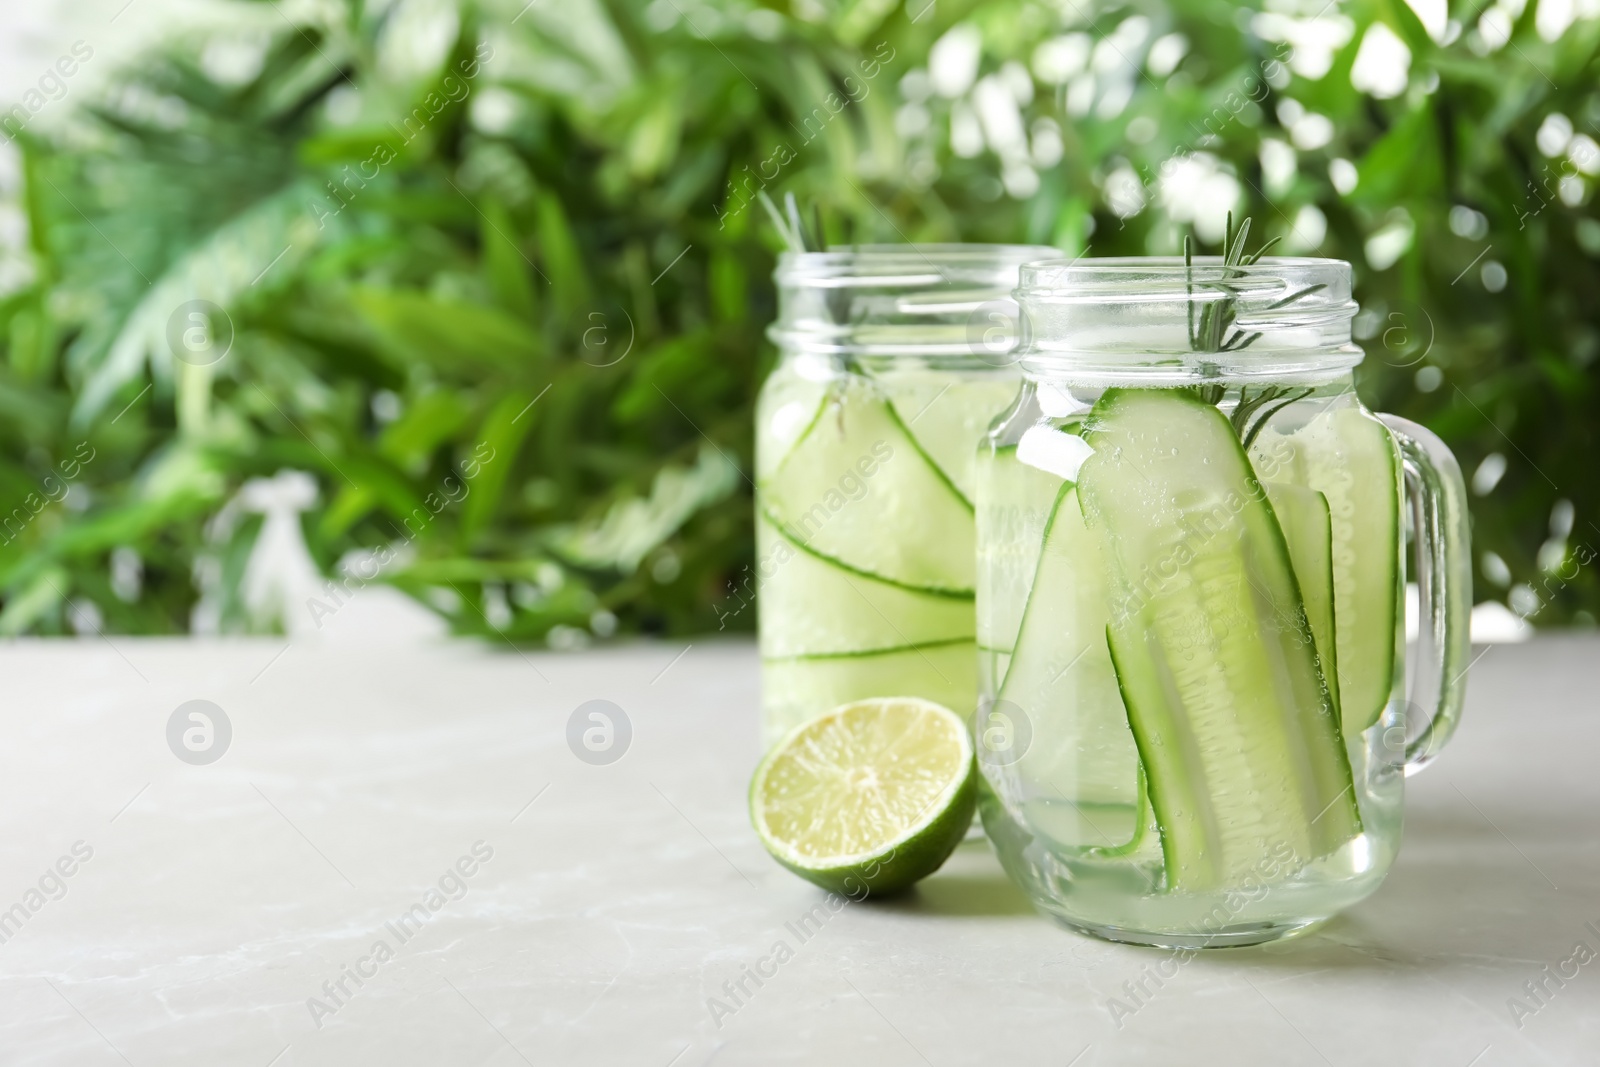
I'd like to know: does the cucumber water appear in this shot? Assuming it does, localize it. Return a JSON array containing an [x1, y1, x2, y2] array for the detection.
[[1082, 389, 1360, 891], [756, 362, 1015, 743], [976, 383, 1404, 943]]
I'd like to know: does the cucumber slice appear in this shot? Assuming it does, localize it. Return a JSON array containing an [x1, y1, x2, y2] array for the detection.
[[756, 365, 830, 482], [884, 374, 1021, 505], [1080, 389, 1361, 891], [755, 515, 974, 658], [992, 484, 1142, 850], [761, 379, 976, 596], [760, 639, 978, 744], [1250, 404, 1402, 735], [1264, 482, 1340, 719], [975, 444, 1067, 679]]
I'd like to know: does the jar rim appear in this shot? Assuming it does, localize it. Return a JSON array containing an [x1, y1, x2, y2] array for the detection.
[[1018, 256, 1353, 298], [777, 244, 1062, 285]]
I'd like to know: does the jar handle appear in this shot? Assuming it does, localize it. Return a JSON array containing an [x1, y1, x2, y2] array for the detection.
[[1378, 414, 1474, 774]]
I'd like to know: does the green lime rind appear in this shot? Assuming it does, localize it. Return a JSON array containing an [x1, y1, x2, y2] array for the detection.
[[750, 698, 977, 898]]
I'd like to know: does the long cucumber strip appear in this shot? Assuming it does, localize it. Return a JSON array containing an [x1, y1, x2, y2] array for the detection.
[[1264, 482, 1341, 719], [994, 484, 1142, 849], [755, 514, 973, 658], [760, 639, 977, 744], [1250, 404, 1401, 736], [761, 380, 976, 595], [1080, 389, 1360, 892]]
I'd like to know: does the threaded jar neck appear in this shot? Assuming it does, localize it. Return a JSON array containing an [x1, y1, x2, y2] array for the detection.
[[770, 244, 1059, 365], [1015, 256, 1361, 384]]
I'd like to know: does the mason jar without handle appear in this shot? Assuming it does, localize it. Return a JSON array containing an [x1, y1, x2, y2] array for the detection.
[[974, 256, 1473, 947], [755, 244, 1057, 747]]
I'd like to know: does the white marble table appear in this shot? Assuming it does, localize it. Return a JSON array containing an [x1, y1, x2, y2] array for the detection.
[[0, 635, 1594, 1066]]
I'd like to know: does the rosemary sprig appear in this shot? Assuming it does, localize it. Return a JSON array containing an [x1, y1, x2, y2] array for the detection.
[[1183, 214, 1322, 443], [759, 191, 826, 252]]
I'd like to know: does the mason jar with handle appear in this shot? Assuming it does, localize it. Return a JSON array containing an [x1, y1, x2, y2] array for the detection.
[[756, 244, 1056, 747], [974, 256, 1472, 947]]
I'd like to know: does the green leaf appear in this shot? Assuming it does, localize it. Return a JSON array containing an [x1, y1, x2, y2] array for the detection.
[[459, 389, 539, 545], [481, 198, 539, 319], [350, 288, 546, 374]]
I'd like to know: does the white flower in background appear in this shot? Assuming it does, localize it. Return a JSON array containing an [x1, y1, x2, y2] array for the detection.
[[1252, 11, 1355, 80], [377, 0, 460, 81], [1329, 157, 1359, 195], [1000, 60, 1034, 106], [1278, 98, 1334, 150], [1536, 0, 1582, 41], [1158, 153, 1240, 243], [950, 99, 984, 157], [111, 547, 143, 603], [471, 88, 520, 135], [1065, 72, 1095, 117], [1569, 134, 1600, 175], [1350, 24, 1411, 99], [1449, 205, 1490, 239], [1032, 34, 1091, 85], [1146, 33, 1188, 77], [67, 599, 103, 636], [1085, 20, 1144, 122], [896, 103, 931, 138], [1112, 15, 1151, 51], [974, 74, 1028, 158], [901, 69, 933, 102], [1404, 0, 1449, 40], [239, 470, 325, 637], [1284, 205, 1328, 252], [1477, 6, 1513, 51], [200, 35, 268, 87], [1537, 113, 1574, 157], [1097, 80, 1134, 121], [1104, 164, 1145, 218], [1003, 163, 1041, 199], [1260, 138, 1297, 197], [1473, 452, 1508, 495], [1481, 550, 1512, 585], [1031, 118, 1064, 167], [1365, 211, 1415, 270], [930, 24, 982, 98], [1559, 175, 1586, 207]]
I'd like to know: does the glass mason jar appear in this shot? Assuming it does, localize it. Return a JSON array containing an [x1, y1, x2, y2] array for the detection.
[[975, 257, 1472, 947], [756, 244, 1057, 746]]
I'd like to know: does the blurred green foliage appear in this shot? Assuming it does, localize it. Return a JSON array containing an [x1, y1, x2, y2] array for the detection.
[[0, 0, 1596, 638]]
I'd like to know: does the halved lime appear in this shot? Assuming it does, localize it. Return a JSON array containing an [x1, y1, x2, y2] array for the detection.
[[750, 697, 976, 896]]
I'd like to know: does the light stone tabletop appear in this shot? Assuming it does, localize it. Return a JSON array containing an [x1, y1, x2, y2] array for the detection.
[[0, 634, 1594, 1066]]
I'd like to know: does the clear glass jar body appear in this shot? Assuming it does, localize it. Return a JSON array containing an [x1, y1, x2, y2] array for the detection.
[[975, 258, 1471, 946], [756, 245, 1054, 746]]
